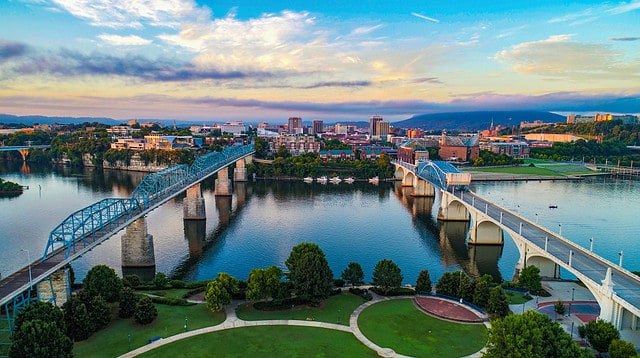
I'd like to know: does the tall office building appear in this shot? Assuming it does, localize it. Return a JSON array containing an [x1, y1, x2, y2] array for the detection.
[[312, 120, 324, 134], [377, 121, 390, 138], [369, 115, 383, 136], [288, 117, 302, 134]]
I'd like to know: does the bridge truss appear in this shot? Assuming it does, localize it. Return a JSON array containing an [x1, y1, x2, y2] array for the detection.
[[414, 160, 470, 190]]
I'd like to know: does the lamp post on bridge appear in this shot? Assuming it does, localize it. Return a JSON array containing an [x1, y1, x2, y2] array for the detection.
[[20, 249, 32, 290], [619, 251, 624, 267], [589, 237, 594, 252], [559, 224, 562, 236], [535, 213, 538, 224]]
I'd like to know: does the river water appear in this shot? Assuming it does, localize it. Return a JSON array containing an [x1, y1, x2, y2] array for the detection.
[[1, 162, 638, 285]]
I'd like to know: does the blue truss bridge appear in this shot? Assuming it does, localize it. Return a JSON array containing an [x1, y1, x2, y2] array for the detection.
[[0, 144, 254, 329]]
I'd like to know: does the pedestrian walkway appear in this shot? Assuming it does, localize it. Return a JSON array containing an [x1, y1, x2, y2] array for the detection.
[[119, 293, 487, 358]]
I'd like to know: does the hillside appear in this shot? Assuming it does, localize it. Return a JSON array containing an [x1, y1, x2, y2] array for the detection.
[[393, 111, 565, 131], [0, 113, 120, 126]]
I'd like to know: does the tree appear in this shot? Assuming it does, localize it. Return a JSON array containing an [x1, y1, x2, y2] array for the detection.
[[119, 286, 138, 318], [87, 295, 112, 331], [134, 296, 158, 325], [518, 266, 542, 293], [608, 339, 637, 358], [9, 320, 73, 358], [583, 319, 620, 353], [415, 269, 432, 293], [342, 262, 365, 287], [82, 264, 123, 302], [372, 259, 403, 295], [151, 272, 169, 289], [483, 311, 585, 358], [435, 271, 458, 297], [62, 295, 94, 341], [205, 279, 231, 312], [285, 243, 334, 303], [487, 286, 509, 318], [12, 301, 65, 333], [473, 279, 491, 308], [554, 300, 566, 318], [247, 266, 285, 302]]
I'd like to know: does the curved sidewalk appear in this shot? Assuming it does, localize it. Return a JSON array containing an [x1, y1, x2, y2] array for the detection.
[[120, 295, 486, 358]]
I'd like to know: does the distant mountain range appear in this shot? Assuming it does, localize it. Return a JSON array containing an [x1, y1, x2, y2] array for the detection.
[[392, 111, 566, 131], [1, 111, 566, 131]]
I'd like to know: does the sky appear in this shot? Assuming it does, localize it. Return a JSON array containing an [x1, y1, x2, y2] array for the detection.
[[0, 0, 639, 123]]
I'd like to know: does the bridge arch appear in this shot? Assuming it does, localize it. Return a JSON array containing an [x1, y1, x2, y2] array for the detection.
[[469, 218, 503, 245], [437, 195, 469, 221]]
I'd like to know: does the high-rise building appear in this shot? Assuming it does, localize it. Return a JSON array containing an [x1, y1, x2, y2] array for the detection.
[[377, 121, 390, 138], [288, 117, 302, 134], [370, 115, 383, 136], [312, 120, 324, 134]]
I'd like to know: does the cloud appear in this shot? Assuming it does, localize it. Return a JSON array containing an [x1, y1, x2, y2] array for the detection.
[[411, 12, 439, 23], [97, 34, 152, 46], [493, 34, 639, 80], [50, 0, 207, 28], [351, 24, 384, 35], [0, 39, 28, 61], [410, 77, 442, 84], [548, 8, 596, 24], [301, 80, 371, 89], [608, 0, 640, 15], [610, 37, 640, 41]]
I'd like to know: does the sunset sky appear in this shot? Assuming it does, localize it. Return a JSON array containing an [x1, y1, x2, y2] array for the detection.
[[1, 0, 639, 123]]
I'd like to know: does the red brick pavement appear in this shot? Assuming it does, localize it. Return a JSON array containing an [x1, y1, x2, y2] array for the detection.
[[414, 296, 486, 323]]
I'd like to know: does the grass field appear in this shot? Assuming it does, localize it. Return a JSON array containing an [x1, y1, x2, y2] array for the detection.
[[505, 290, 532, 304], [358, 299, 487, 358], [141, 289, 193, 300], [236, 291, 365, 326], [73, 303, 224, 357], [464, 166, 563, 176], [137, 325, 378, 357]]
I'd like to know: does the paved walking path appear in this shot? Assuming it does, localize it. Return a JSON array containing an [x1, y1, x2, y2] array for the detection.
[[118, 292, 488, 358]]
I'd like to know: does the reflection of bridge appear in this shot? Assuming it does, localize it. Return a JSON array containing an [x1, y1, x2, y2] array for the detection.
[[0, 145, 51, 161], [393, 159, 640, 336], [0, 144, 254, 334]]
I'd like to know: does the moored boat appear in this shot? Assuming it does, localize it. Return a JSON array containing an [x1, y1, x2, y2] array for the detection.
[[303, 177, 314, 183], [368, 176, 379, 184], [344, 177, 355, 183], [317, 176, 328, 183], [329, 176, 342, 183]]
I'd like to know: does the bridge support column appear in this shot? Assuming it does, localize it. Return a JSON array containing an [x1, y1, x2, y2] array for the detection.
[[18, 149, 28, 161], [437, 191, 469, 221], [234, 158, 248, 182], [184, 220, 207, 259], [36, 268, 70, 307], [412, 178, 435, 197], [215, 167, 232, 196], [121, 217, 156, 282], [184, 183, 206, 220], [468, 212, 503, 245]]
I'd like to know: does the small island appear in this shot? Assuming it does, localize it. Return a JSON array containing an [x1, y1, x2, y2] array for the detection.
[[0, 178, 24, 196]]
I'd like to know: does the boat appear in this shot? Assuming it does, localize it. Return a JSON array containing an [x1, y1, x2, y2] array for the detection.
[[344, 177, 355, 184], [368, 176, 379, 184], [316, 176, 327, 183], [329, 176, 342, 183], [549, 205, 558, 209], [303, 177, 314, 183]]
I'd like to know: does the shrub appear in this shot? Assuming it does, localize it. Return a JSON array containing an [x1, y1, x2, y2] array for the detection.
[[119, 287, 138, 318], [134, 296, 158, 325], [170, 279, 186, 288], [334, 279, 345, 288]]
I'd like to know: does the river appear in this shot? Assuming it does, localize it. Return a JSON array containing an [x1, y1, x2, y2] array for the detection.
[[1, 161, 638, 286]]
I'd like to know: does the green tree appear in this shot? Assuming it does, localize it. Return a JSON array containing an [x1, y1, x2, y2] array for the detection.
[[415, 269, 432, 293], [151, 272, 169, 289], [372, 259, 403, 295], [583, 319, 621, 353], [518, 265, 542, 293], [87, 295, 112, 331], [473, 279, 491, 308], [487, 286, 510, 318], [205, 279, 232, 312], [285, 243, 334, 303], [608, 339, 637, 358], [247, 266, 285, 302], [554, 300, 566, 318], [119, 286, 138, 318], [215, 272, 239, 298], [82, 264, 123, 302], [342, 262, 365, 287], [8, 320, 73, 358], [483, 311, 585, 358], [134, 296, 158, 325], [62, 295, 94, 341], [12, 301, 65, 334], [435, 271, 459, 297]]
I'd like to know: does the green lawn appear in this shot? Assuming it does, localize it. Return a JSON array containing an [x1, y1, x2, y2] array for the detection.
[[137, 325, 378, 357], [73, 303, 224, 358], [464, 166, 563, 176], [358, 299, 487, 358], [505, 290, 532, 304], [236, 291, 365, 326], [140, 289, 194, 300]]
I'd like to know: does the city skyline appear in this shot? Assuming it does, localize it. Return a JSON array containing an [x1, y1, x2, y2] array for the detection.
[[0, 0, 639, 122]]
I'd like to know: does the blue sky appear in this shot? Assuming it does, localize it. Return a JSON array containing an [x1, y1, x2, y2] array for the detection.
[[0, 0, 638, 122]]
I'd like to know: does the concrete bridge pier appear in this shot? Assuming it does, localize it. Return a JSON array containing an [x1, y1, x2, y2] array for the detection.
[[184, 220, 207, 259], [215, 167, 232, 196], [184, 183, 206, 220], [36, 268, 71, 307], [468, 210, 503, 245], [437, 190, 469, 221], [121, 217, 156, 282], [412, 178, 435, 197], [233, 156, 250, 182]]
